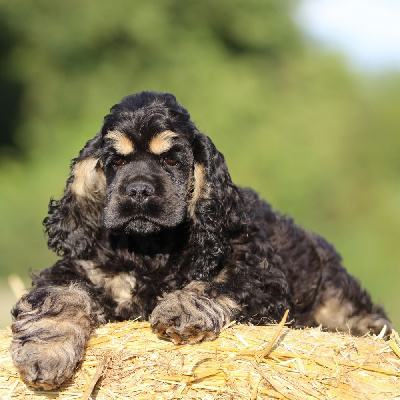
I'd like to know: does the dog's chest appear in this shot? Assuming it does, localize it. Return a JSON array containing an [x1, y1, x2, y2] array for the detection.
[[84, 264, 136, 302], [80, 257, 179, 319]]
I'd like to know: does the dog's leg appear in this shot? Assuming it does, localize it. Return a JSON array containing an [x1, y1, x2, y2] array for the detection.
[[309, 266, 393, 337], [150, 261, 293, 344], [10, 284, 98, 389]]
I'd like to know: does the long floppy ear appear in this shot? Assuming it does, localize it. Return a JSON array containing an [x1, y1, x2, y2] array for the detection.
[[188, 132, 244, 279], [43, 133, 106, 259]]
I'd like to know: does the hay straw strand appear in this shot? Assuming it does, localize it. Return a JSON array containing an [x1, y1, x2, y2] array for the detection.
[[389, 331, 400, 359], [81, 353, 111, 400], [255, 309, 289, 362]]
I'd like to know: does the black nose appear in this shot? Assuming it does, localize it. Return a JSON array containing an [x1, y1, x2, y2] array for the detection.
[[125, 182, 155, 198]]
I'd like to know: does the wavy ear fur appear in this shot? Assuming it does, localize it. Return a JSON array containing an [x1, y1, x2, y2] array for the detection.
[[44, 133, 106, 259], [188, 132, 244, 279]]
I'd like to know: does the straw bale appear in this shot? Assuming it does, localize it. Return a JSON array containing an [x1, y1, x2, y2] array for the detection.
[[0, 319, 399, 399]]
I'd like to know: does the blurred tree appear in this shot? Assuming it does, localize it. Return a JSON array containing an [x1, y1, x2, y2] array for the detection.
[[0, 12, 24, 155]]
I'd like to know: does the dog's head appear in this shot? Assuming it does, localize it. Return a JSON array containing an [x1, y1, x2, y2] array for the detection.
[[44, 92, 242, 274], [101, 92, 197, 235]]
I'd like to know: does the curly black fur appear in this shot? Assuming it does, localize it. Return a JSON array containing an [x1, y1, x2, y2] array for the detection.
[[11, 91, 392, 389]]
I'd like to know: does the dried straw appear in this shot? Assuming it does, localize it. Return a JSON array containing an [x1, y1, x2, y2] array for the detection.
[[0, 317, 399, 399]]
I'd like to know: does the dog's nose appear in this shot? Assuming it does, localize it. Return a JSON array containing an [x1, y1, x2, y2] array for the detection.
[[125, 182, 155, 198]]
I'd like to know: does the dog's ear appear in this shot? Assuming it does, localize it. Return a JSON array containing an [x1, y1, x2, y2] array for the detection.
[[188, 132, 243, 279], [43, 133, 106, 259]]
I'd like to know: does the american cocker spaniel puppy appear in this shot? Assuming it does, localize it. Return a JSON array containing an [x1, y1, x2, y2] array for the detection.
[[11, 91, 392, 389]]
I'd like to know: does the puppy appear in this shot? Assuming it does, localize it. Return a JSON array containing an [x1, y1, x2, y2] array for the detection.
[[11, 91, 392, 389]]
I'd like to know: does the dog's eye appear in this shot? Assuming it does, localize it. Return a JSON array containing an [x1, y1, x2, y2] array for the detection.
[[162, 157, 178, 167], [112, 158, 126, 167]]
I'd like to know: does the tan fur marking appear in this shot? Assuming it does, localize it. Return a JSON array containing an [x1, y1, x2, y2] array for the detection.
[[314, 297, 354, 331], [149, 130, 178, 155], [105, 130, 134, 155], [213, 268, 229, 283], [188, 163, 210, 219], [314, 297, 391, 336], [71, 158, 106, 199], [106, 274, 136, 305], [83, 264, 136, 309]]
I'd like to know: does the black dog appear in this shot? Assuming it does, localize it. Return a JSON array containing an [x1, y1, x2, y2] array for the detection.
[[11, 91, 392, 389]]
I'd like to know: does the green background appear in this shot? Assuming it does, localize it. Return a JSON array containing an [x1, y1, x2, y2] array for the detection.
[[0, 0, 399, 329]]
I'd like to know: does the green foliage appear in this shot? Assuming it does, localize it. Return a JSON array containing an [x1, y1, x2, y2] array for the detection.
[[0, 0, 399, 328]]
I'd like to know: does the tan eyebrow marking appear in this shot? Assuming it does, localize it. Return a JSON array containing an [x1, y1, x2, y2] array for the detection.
[[149, 130, 179, 155], [105, 130, 134, 155]]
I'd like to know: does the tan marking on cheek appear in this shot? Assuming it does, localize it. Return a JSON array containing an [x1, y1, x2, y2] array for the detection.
[[70, 158, 106, 199], [149, 130, 179, 155], [188, 163, 210, 219], [105, 130, 134, 155]]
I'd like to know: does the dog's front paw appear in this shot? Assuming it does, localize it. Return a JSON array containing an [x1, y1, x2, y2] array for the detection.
[[150, 289, 236, 344], [10, 339, 83, 390], [10, 286, 95, 389]]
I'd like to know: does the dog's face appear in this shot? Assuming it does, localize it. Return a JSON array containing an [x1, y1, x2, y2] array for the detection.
[[44, 91, 233, 263], [101, 123, 194, 235], [96, 94, 200, 235]]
